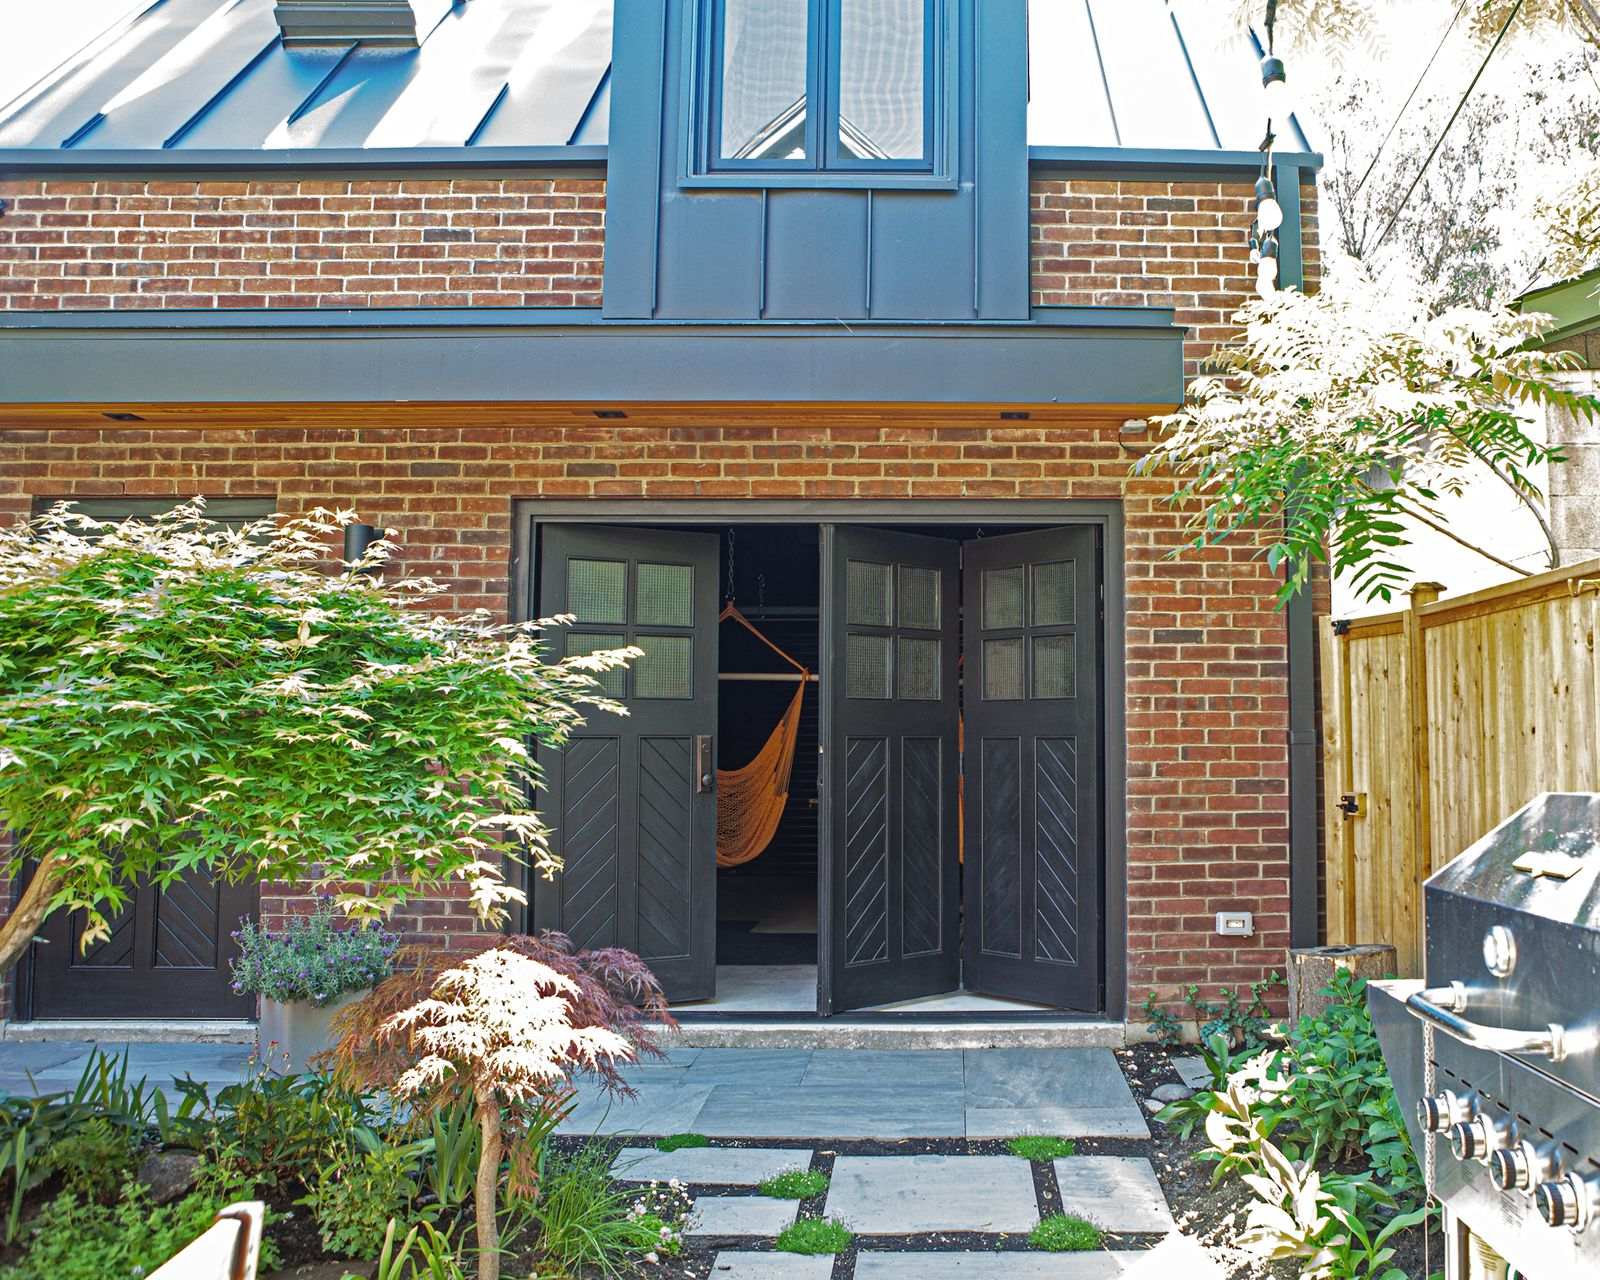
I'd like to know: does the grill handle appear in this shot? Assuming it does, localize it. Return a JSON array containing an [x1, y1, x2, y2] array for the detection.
[[1406, 986, 1569, 1063]]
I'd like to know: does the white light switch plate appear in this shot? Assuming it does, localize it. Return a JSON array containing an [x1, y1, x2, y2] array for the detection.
[[1215, 910, 1254, 937]]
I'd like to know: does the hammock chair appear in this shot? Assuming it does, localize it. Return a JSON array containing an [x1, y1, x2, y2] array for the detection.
[[716, 602, 810, 868]]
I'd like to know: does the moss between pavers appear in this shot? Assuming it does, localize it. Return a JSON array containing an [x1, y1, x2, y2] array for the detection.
[[1029, 1214, 1103, 1252], [775, 1217, 853, 1254], [1005, 1136, 1077, 1161], [759, 1167, 830, 1199], [655, 1133, 711, 1152]]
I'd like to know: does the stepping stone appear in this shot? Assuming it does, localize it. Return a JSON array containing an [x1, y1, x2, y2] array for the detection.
[[855, 1254, 1134, 1278], [1053, 1156, 1175, 1233], [962, 1049, 1149, 1140], [687, 1196, 800, 1237], [559, 1083, 713, 1136], [709, 1253, 834, 1279], [610, 1147, 814, 1186], [695, 1086, 965, 1139], [1171, 1056, 1212, 1091], [825, 1155, 1039, 1235]]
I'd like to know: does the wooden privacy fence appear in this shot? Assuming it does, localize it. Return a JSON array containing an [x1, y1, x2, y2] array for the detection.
[[1322, 557, 1600, 974]]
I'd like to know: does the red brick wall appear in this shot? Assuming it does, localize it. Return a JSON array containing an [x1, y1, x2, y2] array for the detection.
[[0, 178, 604, 309], [0, 422, 1293, 1020], [1031, 175, 1322, 377]]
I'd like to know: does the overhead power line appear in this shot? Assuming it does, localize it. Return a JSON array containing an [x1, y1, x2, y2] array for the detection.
[[1354, 0, 1471, 199], [1371, 0, 1525, 254]]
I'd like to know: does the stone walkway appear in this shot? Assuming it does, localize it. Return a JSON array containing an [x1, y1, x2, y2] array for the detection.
[[561, 1047, 1149, 1139], [612, 1142, 1178, 1278]]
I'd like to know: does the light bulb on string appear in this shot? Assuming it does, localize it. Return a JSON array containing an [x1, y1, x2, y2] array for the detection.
[[1254, 176, 1283, 233], [1256, 233, 1280, 297], [1261, 55, 1293, 132]]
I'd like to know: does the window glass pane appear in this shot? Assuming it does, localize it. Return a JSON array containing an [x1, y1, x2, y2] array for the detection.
[[634, 634, 694, 699], [567, 559, 627, 624], [847, 633, 891, 699], [1033, 560, 1076, 626], [720, 0, 810, 160], [565, 631, 628, 699], [983, 638, 1023, 701], [847, 560, 892, 626], [838, 0, 926, 160], [1032, 634, 1075, 699], [982, 566, 1023, 630], [636, 563, 693, 627], [896, 636, 940, 700], [897, 564, 940, 630]]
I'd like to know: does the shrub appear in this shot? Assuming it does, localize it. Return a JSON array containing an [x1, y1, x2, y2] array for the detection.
[[0, 1183, 280, 1280], [758, 1168, 828, 1199], [529, 1144, 689, 1278], [231, 898, 400, 1006], [775, 1217, 852, 1255], [304, 1140, 431, 1259], [372, 948, 645, 1280], [1030, 1214, 1102, 1252], [38, 1115, 142, 1203], [1005, 1136, 1076, 1162]]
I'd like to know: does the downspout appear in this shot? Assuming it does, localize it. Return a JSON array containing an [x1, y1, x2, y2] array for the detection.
[[1276, 161, 1320, 947]]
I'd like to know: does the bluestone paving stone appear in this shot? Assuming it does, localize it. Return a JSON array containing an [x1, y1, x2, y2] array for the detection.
[[694, 1086, 965, 1139], [799, 1049, 965, 1090], [687, 1196, 800, 1237], [854, 1254, 1134, 1278], [825, 1155, 1039, 1234], [610, 1147, 813, 1186], [965, 1105, 1149, 1140], [558, 1084, 713, 1136], [681, 1050, 813, 1087], [1053, 1157, 1175, 1233], [708, 1253, 833, 1279], [1172, 1057, 1212, 1091], [962, 1049, 1136, 1109]]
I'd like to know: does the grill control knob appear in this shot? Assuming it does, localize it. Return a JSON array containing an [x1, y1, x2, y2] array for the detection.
[[1419, 1090, 1474, 1133], [1535, 1172, 1600, 1231], [1482, 924, 1518, 978], [1490, 1140, 1559, 1194], [1450, 1113, 1513, 1163]]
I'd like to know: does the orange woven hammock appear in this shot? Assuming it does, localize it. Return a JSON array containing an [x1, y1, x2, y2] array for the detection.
[[716, 603, 809, 868]]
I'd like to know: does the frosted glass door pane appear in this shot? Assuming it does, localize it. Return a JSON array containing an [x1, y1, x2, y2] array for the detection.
[[568, 559, 626, 624]]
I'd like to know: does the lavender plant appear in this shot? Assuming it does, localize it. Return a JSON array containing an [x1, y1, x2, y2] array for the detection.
[[230, 899, 400, 1006]]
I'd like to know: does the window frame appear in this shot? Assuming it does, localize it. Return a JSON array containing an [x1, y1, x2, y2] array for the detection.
[[682, 0, 958, 191]]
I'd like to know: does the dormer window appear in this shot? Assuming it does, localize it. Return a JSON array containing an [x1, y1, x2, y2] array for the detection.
[[687, 0, 954, 188]]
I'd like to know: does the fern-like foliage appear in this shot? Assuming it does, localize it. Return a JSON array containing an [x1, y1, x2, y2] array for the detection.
[[1140, 262, 1600, 604]]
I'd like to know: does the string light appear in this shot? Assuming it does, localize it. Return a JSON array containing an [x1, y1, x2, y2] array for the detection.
[[1254, 175, 1284, 233], [1260, 55, 1292, 132], [1256, 233, 1280, 298]]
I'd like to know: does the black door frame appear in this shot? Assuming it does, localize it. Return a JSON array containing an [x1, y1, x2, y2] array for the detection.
[[512, 500, 1128, 1020]]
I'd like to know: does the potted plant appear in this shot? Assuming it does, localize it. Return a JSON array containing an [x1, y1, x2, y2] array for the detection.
[[232, 898, 401, 1074]]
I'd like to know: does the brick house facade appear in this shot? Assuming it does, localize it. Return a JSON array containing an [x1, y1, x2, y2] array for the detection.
[[0, 0, 1324, 1031]]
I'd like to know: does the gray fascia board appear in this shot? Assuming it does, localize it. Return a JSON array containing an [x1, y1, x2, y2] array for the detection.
[[0, 304, 1176, 332], [0, 313, 1182, 406], [1029, 145, 1323, 177], [0, 145, 608, 176]]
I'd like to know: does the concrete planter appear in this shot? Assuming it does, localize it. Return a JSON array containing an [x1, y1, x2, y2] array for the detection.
[[256, 991, 363, 1075]]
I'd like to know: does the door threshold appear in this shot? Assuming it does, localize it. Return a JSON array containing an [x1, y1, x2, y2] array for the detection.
[[666, 1018, 1125, 1050], [1, 1019, 256, 1045]]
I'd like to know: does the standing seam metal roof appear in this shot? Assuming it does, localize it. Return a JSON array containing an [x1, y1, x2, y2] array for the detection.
[[0, 0, 1307, 157]]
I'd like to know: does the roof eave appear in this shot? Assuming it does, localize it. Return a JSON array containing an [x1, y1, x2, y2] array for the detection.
[[0, 144, 608, 176]]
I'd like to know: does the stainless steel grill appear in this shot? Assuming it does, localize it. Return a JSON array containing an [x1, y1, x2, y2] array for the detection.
[[1370, 792, 1600, 1278]]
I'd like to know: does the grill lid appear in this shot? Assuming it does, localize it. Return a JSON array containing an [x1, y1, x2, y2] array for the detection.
[[1428, 792, 1600, 930]]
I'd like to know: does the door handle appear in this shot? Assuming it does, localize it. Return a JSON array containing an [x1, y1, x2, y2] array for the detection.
[[695, 735, 714, 793]]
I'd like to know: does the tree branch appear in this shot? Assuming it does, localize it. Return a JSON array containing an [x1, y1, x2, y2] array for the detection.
[[1391, 494, 1536, 577], [0, 855, 65, 976]]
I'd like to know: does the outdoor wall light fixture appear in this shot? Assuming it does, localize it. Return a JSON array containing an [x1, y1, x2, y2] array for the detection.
[[1000, 410, 1031, 421], [102, 411, 145, 422], [594, 409, 627, 420], [343, 522, 381, 572]]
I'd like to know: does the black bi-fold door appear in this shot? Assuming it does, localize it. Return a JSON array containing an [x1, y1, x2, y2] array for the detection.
[[820, 527, 962, 1013], [29, 869, 257, 1019], [962, 527, 1102, 1011], [535, 526, 721, 1003]]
